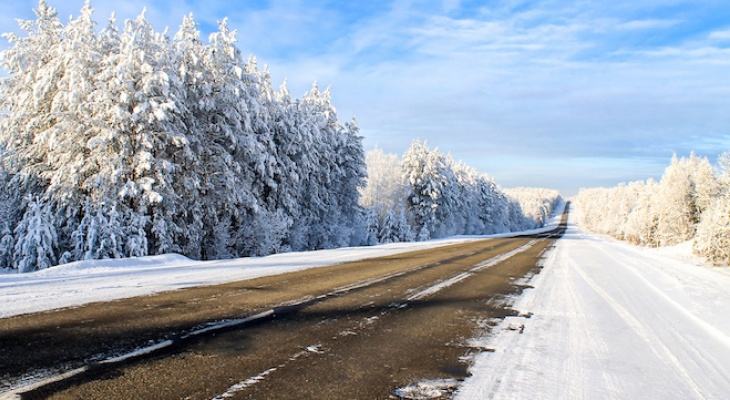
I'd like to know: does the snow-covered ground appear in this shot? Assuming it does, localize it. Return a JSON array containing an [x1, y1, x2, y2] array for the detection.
[[4, 201, 727, 399], [0, 205, 565, 319], [457, 205, 730, 400]]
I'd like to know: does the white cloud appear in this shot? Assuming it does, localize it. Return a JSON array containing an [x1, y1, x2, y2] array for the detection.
[[709, 28, 730, 41], [616, 19, 681, 30], [1, 0, 728, 195]]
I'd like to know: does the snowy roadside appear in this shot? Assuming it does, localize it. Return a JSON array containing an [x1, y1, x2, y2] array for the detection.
[[0, 202, 565, 319], [456, 205, 730, 399]]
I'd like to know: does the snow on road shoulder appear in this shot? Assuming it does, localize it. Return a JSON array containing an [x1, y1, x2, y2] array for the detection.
[[456, 205, 730, 400]]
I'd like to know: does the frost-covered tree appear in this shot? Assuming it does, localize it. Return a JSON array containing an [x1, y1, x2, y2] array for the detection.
[[363, 140, 558, 243], [0, 2, 367, 271], [577, 153, 728, 265], [504, 187, 562, 230], [687, 153, 721, 219], [693, 152, 730, 264], [401, 140, 448, 240], [655, 154, 718, 245], [694, 194, 730, 265], [362, 209, 380, 246], [13, 197, 58, 272], [622, 180, 659, 245], [361, 148, 410, 223], [718, 151, 730, 189]]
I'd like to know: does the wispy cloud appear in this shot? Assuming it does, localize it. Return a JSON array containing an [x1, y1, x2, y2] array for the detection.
[[1, 0, 729, 195], [616, 19, 681, 30], [708, 28, 730, 41]]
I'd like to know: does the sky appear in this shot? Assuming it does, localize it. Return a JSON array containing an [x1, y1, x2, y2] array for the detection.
[[2, 1, 730, 196]]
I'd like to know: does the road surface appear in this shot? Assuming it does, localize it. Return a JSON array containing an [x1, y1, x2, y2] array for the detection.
[[1, 211, 567, 399]]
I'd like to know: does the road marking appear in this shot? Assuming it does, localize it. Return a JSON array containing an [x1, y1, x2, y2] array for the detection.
[[3, 239, 542, 399], [0, 367, 88, 400], [211, 344, 323, 400], [408, 240, 538, 301], [0, 311, 276, 399]]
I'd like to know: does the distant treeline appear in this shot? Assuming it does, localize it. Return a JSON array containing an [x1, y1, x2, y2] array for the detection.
[[576, 153, 730, 265]]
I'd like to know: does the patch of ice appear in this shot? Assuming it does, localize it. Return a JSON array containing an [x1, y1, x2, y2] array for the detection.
[[394, 379, 459, 399]]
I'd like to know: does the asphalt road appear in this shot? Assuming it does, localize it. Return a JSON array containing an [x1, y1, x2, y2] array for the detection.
[[2, 209, 567, 399]]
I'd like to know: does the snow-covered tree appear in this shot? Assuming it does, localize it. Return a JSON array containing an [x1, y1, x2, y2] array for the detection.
[[504, 187, 562, 230], [0, 171, 21, 269], [578, 153, 728, 265], [362, 208, 380, 246], [363, 140, 559, 243], [13, 197, 58, 272], [378, 209, 414, 244], [0, 228, 14, 270], [694, 194, 730, 265], [361, 148, 410, 224], [655, 154, 717, 246], [401, 140, 449, 239], [693, 152, 730, 264], [71, 203, 125, 260], [0, 2, 367, 271]]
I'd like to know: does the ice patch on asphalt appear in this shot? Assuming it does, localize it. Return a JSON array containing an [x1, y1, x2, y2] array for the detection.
[[393, 379, 460, 399]]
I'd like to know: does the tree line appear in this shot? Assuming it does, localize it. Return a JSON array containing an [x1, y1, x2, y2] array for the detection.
[[0, 2, 562, 272], [576, 153, 730, 265], [0, 1, 367, 271], [360, 142, 562, 244]]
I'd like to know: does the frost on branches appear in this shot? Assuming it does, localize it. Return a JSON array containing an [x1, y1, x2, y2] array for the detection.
[[0, 1, 367, 271], [360, 141, 563, 243], [576, 153, 730, 265]]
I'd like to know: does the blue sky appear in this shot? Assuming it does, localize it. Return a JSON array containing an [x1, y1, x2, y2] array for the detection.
[[3, 0, 730, 196]]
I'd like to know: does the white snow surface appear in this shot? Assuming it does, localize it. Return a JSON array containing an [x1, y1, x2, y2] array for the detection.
[[0, 204, 565, 319], [457, 205, 730, 400]]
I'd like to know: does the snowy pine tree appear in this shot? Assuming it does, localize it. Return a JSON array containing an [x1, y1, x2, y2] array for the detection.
[[0, 2, 370, 271], [401, 140, 445, 240], [13, 197, 58, 272]]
